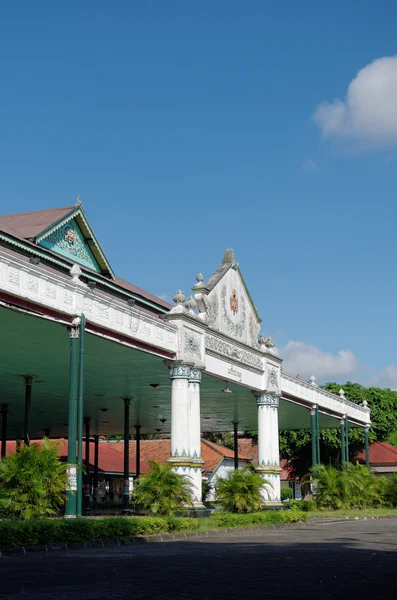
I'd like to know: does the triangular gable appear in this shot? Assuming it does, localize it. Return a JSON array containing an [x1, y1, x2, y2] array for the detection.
[[35, 204, 114, 277], [193, 249, 262, 349]]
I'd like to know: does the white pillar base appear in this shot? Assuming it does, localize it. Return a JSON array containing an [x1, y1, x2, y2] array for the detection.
[[255, 467, 282, 504]]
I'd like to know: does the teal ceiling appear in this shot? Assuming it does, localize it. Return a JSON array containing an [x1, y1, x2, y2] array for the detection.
[[0, 306, 342, 440]]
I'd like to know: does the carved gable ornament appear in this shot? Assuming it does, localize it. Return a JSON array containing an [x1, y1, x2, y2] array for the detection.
[[193, 249, 262, 349]]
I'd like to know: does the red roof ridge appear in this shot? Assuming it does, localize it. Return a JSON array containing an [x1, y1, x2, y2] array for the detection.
[[0, 205, 75, 219]]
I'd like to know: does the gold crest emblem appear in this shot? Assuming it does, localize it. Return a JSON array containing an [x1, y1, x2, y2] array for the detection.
[[64, 226, 75, 245], [230, 289, 238, 315]]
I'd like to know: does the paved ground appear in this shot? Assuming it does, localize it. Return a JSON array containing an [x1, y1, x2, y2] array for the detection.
[[1, 519, 397, 599]]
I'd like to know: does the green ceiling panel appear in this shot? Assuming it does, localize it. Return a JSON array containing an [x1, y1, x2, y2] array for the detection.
[[0, 306, 346, 441]]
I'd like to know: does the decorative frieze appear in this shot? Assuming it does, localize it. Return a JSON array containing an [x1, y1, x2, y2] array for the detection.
[[64, 290, 74, 305], [8, 267, 20, 286], [114, 310, 124, 326], [94, 301, 109, 320], [27, 276, 39, 293], [45, 282, 57, 299], [205, 333, 263, 370]]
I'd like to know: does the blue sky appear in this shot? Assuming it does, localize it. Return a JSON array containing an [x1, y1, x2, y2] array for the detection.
[[1, 1, 397, 386]]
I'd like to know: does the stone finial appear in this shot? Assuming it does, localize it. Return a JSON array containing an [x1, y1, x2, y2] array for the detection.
[[258, 334, 276, 355], [221, 249, 236, 265], [76, 194, 82, 207], [70, 263, 82, 283], [173, 290, 186, 305], [310, 375, 316, 386], [362, 399, 368, 408], [195, 273, 204, 286], [265, 337, 275, 350], [170, 290, 187, 314], [339, 389, 346, 400], [185, 296, 197, 315], [258, 333, 267, 348]]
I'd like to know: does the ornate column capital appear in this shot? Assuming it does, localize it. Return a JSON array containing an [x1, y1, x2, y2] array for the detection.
[[340, 415, 346, 425], [168, 363, 192, 380], [364, 424, 370, 432], [255, 392, 279, 407], [123, 397, 132, 406], [68, 316, 81, 339], [189, 367, 203, 383], [310, 405, 317, 417]]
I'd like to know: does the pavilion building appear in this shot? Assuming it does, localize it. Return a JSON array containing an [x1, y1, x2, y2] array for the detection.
[[0, 200, 371, 516]]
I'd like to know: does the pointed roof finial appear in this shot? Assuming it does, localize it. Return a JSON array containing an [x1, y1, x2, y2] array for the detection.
[[76, 194, 82, 207], [221, 249, 235, 265]]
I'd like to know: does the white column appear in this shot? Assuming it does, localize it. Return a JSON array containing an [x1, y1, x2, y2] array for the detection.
[[167, 364, 204, 508], [255, 393, 281, 504], [169, 364, 190, 459], [188, 368, 204, 506]]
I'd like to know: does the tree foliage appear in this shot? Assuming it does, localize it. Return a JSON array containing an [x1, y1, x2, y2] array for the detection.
[[202, 431, 234, 450], [0, 438, 68, 519], [215, 467, 266, 513], [131, 461, 193, 516]]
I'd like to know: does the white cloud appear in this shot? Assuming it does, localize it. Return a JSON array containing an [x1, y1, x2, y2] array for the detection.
[[314, 55, 397, 146], [302, 158, 319, 172], [278, 340, 359, 382], [370, 365, 397, 390]]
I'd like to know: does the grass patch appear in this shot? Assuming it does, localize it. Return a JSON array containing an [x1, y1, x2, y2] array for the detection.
[[0, 510, 307, 548]]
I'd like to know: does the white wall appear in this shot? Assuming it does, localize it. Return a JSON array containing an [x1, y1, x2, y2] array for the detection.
[[206, 458, 249, 502]]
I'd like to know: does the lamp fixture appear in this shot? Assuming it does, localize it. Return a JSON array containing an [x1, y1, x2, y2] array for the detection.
[[87, 281, 97, 290], [128, 298, 136, 307], [222, 382, 232, 394]]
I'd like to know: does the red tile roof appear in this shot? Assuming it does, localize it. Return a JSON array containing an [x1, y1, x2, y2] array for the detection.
[[357, 442, 397, 465], [109, 439, 251, 474], [0, 206, 75, 240]]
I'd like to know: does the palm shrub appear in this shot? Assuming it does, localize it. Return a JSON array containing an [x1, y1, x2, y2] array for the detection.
[[131, 461, 193, 516], [0, 438, 68, 519], [215, 467, 268, 513], [307, 463, 388, 510]]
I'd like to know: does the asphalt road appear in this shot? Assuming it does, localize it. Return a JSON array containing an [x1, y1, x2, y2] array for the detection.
[[1, 519, 396, 599]]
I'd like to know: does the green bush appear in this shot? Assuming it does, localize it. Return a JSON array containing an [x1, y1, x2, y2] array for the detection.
[[0, 510, 307, 548], [0, 438, 68, 519], [386, 473, 397, 506], [215, 467, 266, 513], [281, 488, 293, 501], [131, 461, 193, 516], [289, 500, 315, 512], [210, 510, 307, 529], [0, 516, 188, 548]]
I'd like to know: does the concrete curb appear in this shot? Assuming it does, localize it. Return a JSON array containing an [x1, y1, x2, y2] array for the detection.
[[0, 521, 308, 557], [308, 515, 397, 524], [2, 516, 397, 558]]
